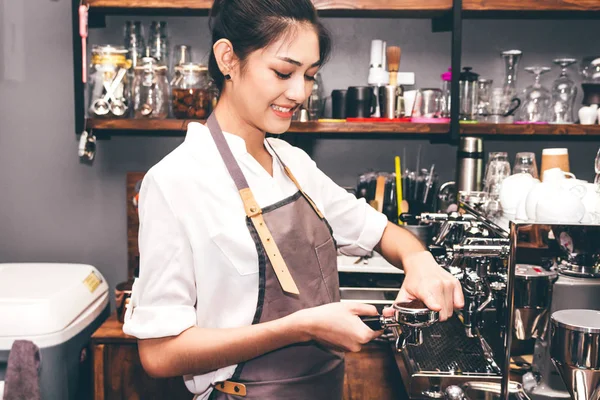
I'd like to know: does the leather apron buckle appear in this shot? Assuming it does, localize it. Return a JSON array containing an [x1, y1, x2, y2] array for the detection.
[[214, 380, 247, 397]]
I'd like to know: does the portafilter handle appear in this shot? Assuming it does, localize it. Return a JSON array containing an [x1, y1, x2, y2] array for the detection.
[[360, 300, 439, 350]]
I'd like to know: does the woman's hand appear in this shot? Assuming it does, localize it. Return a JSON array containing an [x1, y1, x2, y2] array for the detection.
[[386, 251, 464, 321], [291, 302, 383, 352]]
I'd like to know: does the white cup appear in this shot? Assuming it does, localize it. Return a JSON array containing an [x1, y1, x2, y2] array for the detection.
[[404, 90, 417, 117], [542, 167, 575, 183], [579, 104, 599, 125]]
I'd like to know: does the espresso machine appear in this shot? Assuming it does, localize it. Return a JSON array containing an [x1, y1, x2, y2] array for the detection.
[[394, 207, 600, 400], [395, 205, 511, 398]]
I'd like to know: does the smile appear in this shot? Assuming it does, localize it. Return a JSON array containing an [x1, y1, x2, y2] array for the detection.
[[271, 104, 294, 113]]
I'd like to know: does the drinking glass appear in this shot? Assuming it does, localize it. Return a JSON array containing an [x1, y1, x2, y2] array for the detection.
[[476, 78, 493, 121], [484, 152, 511, 198], [489, 88, 520, 123], [513, 152, 539, 178], [550, 58, 578, 124], [517, 67, 552, 123]]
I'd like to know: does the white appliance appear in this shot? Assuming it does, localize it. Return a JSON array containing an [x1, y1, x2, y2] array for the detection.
[[0, 263, 110, 400]]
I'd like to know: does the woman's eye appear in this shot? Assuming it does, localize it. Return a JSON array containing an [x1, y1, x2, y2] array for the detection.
[[275, 71, 292, 80], [305, 75, 316, 82]]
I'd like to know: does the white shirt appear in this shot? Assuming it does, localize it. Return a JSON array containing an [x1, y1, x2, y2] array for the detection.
[[122, 122, 388, 398]]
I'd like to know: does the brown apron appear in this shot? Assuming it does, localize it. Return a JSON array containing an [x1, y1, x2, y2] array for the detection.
[[205, 114, 344, 400]]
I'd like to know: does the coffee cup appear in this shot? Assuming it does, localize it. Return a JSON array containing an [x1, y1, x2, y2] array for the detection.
[[540, 148, 570, 181], [543, 167, 576, 183]]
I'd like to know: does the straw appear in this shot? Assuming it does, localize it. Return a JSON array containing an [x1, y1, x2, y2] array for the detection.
[[395, 156, 403, 224], [423, 164, 435, 205]]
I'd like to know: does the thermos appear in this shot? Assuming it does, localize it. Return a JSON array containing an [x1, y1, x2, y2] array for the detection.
[[456, 137, 483, 193]]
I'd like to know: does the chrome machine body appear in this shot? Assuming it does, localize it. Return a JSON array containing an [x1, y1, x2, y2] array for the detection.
[[396, 206, 600, 400]]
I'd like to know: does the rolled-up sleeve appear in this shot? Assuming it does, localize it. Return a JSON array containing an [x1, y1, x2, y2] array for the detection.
[[122, 171, 197, 339], [300, 154, 388, 257]]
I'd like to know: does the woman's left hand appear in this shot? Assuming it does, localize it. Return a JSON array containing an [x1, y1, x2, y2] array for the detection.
[[384, 251, 464, 321]]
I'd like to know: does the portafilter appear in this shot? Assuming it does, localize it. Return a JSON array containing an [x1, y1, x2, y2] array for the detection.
[[361, 299, 439, 351]]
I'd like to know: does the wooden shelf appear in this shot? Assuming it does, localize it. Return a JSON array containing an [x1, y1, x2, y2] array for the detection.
[[85, 0, 452, 16], [87, 118, 600, 138], [85, 0, 600, 15], [463, 0, 600, 12], [87, 118, 450, 138], [461, 123, 600, 136]]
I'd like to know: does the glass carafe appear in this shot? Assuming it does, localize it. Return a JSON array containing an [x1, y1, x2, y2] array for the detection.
[[132, 57, 170, 119], [501, 50, 522, 99], [170, 63, 211, 119], [550, 58, 577, 124]]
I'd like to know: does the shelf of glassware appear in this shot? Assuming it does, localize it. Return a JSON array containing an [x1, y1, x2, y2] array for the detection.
[[463, 0, 600, 12], [85, 118, 450, 137], [84, 0, 452, 15], [86, 118, 600, 137], [461, 123, 600, 136]]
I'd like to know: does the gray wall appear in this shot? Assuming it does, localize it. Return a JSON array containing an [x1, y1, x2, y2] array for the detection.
[[1, 0, 599, 308]]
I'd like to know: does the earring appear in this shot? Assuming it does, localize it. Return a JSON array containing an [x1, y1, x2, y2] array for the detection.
[[224, 74, 231, 80]]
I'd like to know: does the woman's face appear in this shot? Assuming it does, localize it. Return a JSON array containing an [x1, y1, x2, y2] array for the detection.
[[230, 24, 321, 134]]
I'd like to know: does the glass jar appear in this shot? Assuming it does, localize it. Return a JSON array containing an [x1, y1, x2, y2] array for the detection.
[[88, 45, 132, 118], [132, 57, 170, 119], [170, 63, 211, 119]]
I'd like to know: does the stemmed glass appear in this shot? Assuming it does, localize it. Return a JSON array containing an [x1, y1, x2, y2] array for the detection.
[[550, 58, 578, 124], [517, 67, 552, 123]]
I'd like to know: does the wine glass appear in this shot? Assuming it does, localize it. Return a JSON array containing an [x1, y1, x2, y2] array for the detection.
[[517, 67, 552, 123], [550, 58, 578, 124]]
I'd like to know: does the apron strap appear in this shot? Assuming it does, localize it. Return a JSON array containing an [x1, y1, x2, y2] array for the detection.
[[214, 381, 247, 397], [265, 139, 324, 219], [206, 113, 299, 295]]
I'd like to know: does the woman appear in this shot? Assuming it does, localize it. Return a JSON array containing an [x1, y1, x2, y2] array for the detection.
[[123, 0, 464, 398]]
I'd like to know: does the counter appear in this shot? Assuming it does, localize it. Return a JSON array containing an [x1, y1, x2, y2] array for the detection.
[[91, 313, 407, 400]]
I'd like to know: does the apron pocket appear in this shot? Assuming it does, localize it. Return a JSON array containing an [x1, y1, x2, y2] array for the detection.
[[314, 237, 339, 303]]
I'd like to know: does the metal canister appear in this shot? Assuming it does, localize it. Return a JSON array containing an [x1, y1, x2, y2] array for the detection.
[[513, 264, 558, 340], [457, 136, 484, 193]]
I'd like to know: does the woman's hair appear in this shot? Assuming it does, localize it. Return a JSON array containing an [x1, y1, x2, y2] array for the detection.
[[208, 0, 332, 91]]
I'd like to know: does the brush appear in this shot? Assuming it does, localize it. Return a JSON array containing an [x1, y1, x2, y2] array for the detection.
[[387, 46, 401, 86]]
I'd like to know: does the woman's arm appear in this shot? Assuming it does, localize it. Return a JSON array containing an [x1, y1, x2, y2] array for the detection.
[[138, 313, 303, 378], [375, 222, 464, 320], [138, 302, 381, 378]]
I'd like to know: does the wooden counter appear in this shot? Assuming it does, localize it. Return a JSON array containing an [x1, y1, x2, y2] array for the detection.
[[91, 313, 406, 400]]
